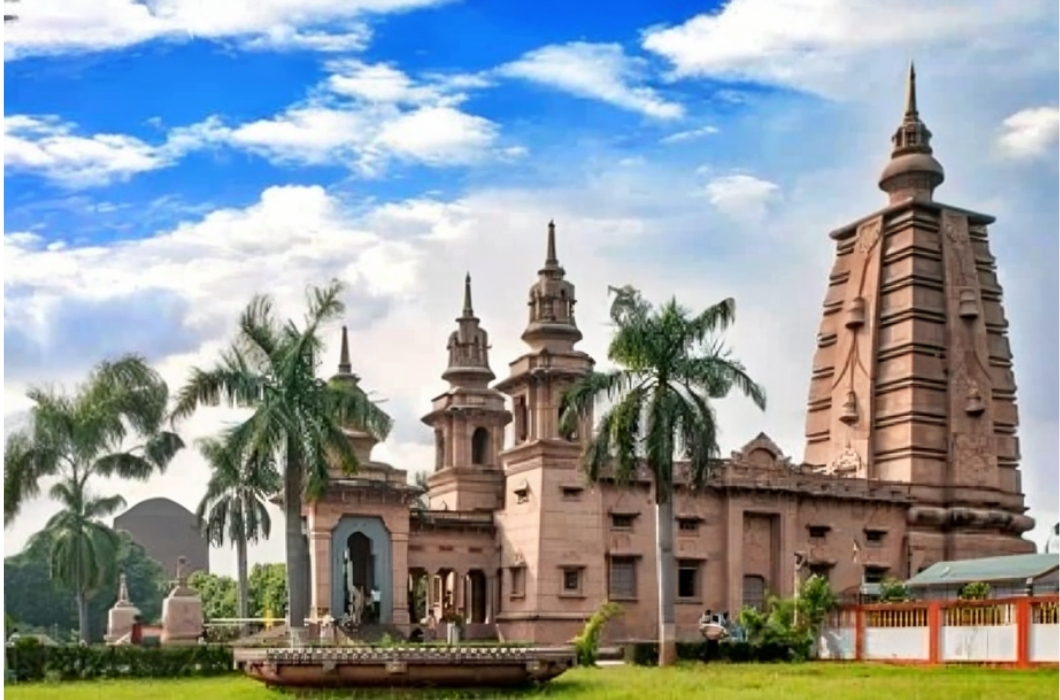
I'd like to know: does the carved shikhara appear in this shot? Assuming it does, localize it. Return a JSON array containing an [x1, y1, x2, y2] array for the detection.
[[940, 210, 998, 490]]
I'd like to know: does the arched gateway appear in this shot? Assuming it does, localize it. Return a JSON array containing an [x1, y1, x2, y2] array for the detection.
[[329, 516, 393, 622]]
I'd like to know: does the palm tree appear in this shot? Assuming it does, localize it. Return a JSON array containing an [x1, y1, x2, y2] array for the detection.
[[170, 280, 393, 646], [195, 433, 280, 634], [560, 286, 766, 666], [4, 355, 185, 642]]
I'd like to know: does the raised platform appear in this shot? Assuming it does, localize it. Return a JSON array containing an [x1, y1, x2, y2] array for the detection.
[[235, 645, 577, 689]]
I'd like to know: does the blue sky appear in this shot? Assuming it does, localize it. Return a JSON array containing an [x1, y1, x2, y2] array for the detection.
[[4, 0, 1059, 574]]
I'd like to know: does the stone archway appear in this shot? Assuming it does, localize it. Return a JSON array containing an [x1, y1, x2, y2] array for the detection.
[[467, 570, 488, 623], [471, 427, 490, 465], [330, 516, 393, 622]]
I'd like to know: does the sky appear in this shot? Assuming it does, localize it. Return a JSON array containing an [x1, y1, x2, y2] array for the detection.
[[3, 0, 1058, 578]]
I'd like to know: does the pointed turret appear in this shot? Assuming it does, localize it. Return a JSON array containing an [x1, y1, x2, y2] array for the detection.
[[544, 220, 559, 269], [338, 325, 352, 374], [442, 273, 494, 387], [522, 220, 581, 352], [878, 62, 945, 203], [462, 272, 474, 318]]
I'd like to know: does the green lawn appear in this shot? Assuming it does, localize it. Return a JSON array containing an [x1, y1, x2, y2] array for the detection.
[[5, 664, 1057, 700]]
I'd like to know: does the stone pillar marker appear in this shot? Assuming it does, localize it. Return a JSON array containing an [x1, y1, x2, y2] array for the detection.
[[161, 555, 204, 646], [105, 571, 141, 644]]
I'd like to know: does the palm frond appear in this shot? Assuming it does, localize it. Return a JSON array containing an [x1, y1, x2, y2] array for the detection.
[[84, 494, 127, 520], [170, 362, 266, 423]]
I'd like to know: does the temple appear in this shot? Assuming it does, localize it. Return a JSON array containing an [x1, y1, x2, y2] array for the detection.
[[300, 66, 1036, 644]]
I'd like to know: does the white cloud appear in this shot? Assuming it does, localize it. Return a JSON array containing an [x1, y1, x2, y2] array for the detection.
[[4, 115, 189, 188], [326, 60, 451, 105], [238, 24, 372, 53], [996, 106, 1059, 160], [703, 173, 780, 222], [498, 42, 684, 120], [4, 0, 448, 59], [198, 60, 508, 173], [660, 125, 719, 144], [4, 60, 509, 185], [376, 107, 498, 165], [642, 0, 1056, 96]]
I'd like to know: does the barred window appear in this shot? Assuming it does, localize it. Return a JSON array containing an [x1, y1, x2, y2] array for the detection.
[[743, 575, 767, 610], [609, 557, 637, 599]]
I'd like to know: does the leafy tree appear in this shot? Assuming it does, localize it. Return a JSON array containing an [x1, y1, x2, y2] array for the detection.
[[171, 281, 392, 645], [560, 286, 766, 666], [4, 356, 184, 642], [248, 563, 287, 619], [5, 530, 166, 641], [195, 434, 279, 630], [188, 571, 239, 620], [411, 470, 429, 511]]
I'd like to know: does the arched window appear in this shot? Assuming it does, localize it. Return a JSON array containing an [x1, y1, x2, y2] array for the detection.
[[435, 431, 445, 471], [471, 427, 491, 465]]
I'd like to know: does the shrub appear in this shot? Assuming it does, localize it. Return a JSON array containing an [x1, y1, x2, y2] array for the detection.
[[5, 643, 235, 682], [622, 638, 801, 666], [877, 578, 912, 603], [959, 582, 991, 601], [573, 602, 623, 666]]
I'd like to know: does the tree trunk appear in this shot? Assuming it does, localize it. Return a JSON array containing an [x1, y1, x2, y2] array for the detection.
[[284, 447, 309, 647], [236, 534, 249, 637], [655, 496, 677, 666], [76, 590, 90, 644]]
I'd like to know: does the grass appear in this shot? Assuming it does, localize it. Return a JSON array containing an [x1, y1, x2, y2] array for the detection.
[[5, 663, 1057, 700]]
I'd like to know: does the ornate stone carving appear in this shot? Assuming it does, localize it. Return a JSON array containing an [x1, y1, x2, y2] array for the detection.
[[953, 433, 993, 487], [822, 446, 862, 477], [958, 288, 979, 319], [839, 391, 859, 425], [845, 296, 866, 328], [965, 382, 986, 416], [855, 220, 881, 254]]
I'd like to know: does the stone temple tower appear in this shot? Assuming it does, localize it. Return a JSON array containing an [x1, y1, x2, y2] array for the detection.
[[803, 64, 1035, 567], [493, 221, 600, 642], [422, 274, 512, 511]]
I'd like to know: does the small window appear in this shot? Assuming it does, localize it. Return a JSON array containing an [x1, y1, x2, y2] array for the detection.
[[561, 486, 582, 501], [742, 575, 767, 610], [609, 557, 637, 599], [677, 561, 700, 599], [678, 518, 700, 533], [515, 396, 529, 443], [610, 514, 635, 530], [807, 525, 830, 540], [561, 568, 582, 595], [514, 481, 530, 504], [509, 566, 526, 598], [808, 564, 831, 583], [864, 529, 886, 545], [864, 566, 887, 584]]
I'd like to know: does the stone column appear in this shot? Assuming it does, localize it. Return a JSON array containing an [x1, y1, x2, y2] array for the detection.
[[453, 570, 466, 620], [309, 529, 332, 617], [779, 507, 798, 597], [726, 504, 743, 616], [485, 572, 497, 623], [391, 531, 411, 626]]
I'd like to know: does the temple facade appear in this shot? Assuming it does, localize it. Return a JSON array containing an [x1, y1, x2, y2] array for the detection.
[[301, 66, 1036, 644]]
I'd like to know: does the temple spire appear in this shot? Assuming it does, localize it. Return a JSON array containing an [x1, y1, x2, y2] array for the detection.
[[545, 220, 558, 268], [462, 272, 474, 318], [878, 62, 944, 203], [338, 325, 351, 375], [904, 61, 918, 117]]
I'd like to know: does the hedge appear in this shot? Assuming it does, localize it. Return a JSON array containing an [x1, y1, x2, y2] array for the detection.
[[622, 638, 804, 666], [5, 638, 236, 682]]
